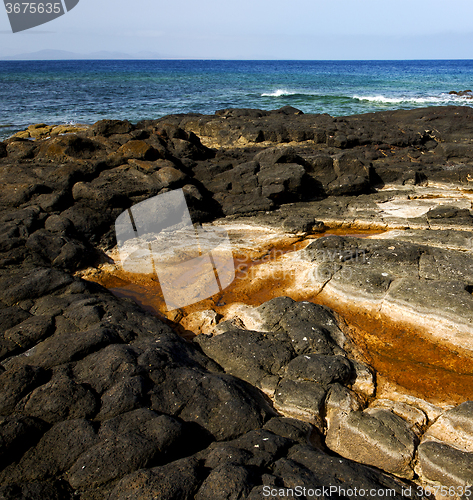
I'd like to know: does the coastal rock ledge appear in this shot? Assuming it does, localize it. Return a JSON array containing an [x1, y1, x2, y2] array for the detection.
[[1, 106, 473, 499]]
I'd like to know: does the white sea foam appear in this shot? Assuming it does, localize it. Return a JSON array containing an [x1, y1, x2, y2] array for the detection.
[[261, 89, 297, 97], [353, 94, 466, 104]]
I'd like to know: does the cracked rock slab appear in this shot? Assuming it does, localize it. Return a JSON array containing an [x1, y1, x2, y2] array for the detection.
[[422, 401, 473, 453], [417, 441, 473, 487], [325, 407, 417, 479], [296, 234, 473, 404]]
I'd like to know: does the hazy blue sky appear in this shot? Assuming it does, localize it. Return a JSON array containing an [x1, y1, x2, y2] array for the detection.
[[1, 0, 473, 59]]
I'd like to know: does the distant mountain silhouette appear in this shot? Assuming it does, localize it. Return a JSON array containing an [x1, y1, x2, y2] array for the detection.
[[0, 50, 166, 60]]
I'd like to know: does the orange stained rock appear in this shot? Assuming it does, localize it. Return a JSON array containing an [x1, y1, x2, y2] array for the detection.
[[86, 228, 472, 405], [314, 293, 473, 406]]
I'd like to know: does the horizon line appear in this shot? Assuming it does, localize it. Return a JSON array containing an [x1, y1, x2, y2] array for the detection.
[[2, 57, 473, 62]]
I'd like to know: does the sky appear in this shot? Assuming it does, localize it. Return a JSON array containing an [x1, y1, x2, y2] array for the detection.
[[1, 0, 473, 59]]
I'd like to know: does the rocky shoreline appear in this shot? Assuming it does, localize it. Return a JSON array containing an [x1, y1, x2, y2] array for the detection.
[[1, 105, 473, 499]]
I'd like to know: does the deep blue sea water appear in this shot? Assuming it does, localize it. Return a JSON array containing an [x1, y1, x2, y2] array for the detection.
[[1, 59, 473, 140]]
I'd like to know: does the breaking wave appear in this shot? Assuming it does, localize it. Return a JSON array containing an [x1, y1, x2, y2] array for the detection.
[[352, 93, 469, 104], [261, 89, 298, 97]]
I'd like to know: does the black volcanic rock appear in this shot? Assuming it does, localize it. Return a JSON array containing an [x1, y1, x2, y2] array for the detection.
[[1, 107, 473, 498], [6, 419, 98, 482], [0, 415, 49, 470], [110, 456, 204, 500], [195, 328, 295, 388], [90, 119, 134, 137], [449, 89, 473, 98]]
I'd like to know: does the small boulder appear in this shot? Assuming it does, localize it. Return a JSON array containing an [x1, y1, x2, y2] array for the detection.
[[194, 329, 294, 391], [284, 354, 352, 387], [282, 215, 318, 234], [153, 165, 187, 188], [150, 367, 276, 440], [257, 163, 306, 202], [115, 140, 161, 161], [273, 378, 326, 428], [44, 214, 74, 234], [195, 464, 255, 500], [421, 401, 473, 453], [6, 140, 37, 159], [275, 105, 304, 115], [180, 309, 220, 335], [417, 441, 473, 487], [0, 268, 73, 307], [17, 325, 118, 369], [263, 417, 315, 445], [38, 135, 102, 160], [91, 119, 133, 137], [66, 413, 183, 490], [0, 364, 48, 415], [67, 432, 159, 489], [27, 124, 53, 139], [17, 375, 97, 424], [278, 444, 419, 498], [0, 415, 48, 469], [325, 407, 417, 479], [4, 315, 55, 354], [0, 481, 68, 500], [254, 147, 305, 165], [109, 456, 203, 500], [96, 375, 147, 420], [12, 419, 97, 481], [73, 344, 140, 394]]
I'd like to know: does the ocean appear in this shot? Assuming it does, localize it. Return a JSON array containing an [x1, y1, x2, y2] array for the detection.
[[1, 59, 473, 141]]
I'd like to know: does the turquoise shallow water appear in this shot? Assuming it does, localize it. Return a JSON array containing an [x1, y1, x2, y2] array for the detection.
[[1, 59, 473, 140]]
